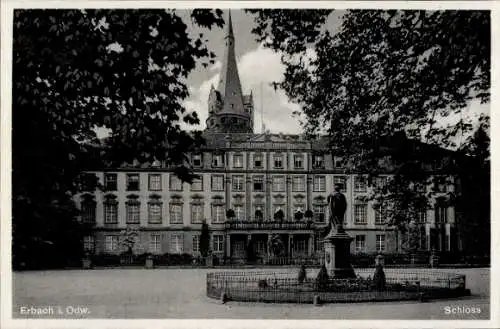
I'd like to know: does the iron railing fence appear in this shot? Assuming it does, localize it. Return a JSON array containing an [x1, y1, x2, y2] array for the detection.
[[206, 269, 467, 303]]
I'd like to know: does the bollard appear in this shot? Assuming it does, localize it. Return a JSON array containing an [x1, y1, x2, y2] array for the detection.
[[220, 292, 228, 304], [313, 295, 320, 306]]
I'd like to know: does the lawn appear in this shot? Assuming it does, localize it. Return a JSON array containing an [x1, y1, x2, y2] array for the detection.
[[12, 267, 490, 319]]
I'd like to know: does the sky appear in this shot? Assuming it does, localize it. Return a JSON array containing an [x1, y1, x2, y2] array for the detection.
[[180, 9, 343, 134], [179, 9, 489, 141]]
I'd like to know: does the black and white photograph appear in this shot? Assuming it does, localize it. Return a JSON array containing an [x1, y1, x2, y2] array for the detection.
[[0, 1, 496, 328]]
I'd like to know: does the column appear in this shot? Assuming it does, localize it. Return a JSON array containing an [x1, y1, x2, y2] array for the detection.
[[288, 234, 293, 257], [306, 175, 313, 211], [286, 175, 292, 220], [267, 234, 271, 258], [225, 176, 231, 212], [308, 234, 314, 256], [266, 176, 272, 220], [425, 223, 431, 251], [445, 223, 451, 252], [226, 234, 231, 260], [226, 233, 231, 259], [246, 176, 252, 220]]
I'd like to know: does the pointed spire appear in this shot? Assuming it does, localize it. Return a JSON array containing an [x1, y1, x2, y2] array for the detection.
[[217, 10, 245, 116], [226, 10, 234, 40]]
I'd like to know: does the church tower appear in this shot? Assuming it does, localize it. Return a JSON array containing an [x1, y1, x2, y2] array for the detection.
[[206, 11, 254, 133]]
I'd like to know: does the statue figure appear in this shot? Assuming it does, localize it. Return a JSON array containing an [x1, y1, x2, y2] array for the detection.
[[327, 183, 347, 232]]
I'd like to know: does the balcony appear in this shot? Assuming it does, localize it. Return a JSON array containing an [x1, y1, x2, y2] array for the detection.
[[225, 220, 314, 231]]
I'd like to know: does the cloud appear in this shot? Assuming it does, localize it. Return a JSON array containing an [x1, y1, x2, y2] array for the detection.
[[184, 43, 304, 134]]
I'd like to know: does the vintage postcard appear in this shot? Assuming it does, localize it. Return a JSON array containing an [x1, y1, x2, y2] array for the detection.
[[1, 1, 497, 329]]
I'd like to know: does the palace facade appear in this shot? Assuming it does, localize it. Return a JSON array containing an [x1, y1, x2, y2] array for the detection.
[[76, 13, 460, 262]]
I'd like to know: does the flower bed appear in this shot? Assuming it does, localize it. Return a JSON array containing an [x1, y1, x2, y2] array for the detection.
[[206, 269, 470, 304]]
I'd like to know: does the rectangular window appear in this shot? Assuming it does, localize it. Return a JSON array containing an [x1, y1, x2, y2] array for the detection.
[[272, 176, 285, 192], [169, 174, 183, 191], [313, 204, 325, 222], [170, 234, 184, 254], [354, 204, 367, 225], [82, 173, 96, 191], [253, 177, 264, 192], [126, 202, 140, 224], [334, 157, 344, 168], [313, 176, 326, 192], [127, 174, 140, 191], [213, 235, 224, 252], [294, 154, 304, 169], [374, 205, 385, 225], [333, 176, 346, 191], [313, 154, 324, 169], [148, 174, 162, 191], [273, 154, 283, 168], [254, 240, 266, 254], [192, 154, 202, 168], [254, 154, 263, 168], [435, 206, 447, 224], [212, 205, 225, 223], [232, 175, 244, 191], [149, 234, 161, 254], [104, 173, 117, 191], [212, 154, 224, 168], [105, 236, 119, 252], [234, 205, 244, 221], [418, 210, 427, 223], [192, 235, 200, 253], [190, 177, 203, 191], [83, 236, 95, 253], [211, 175, 224, 191], [435, 178, 447, 192], [81, 202, 96, 223], [293, 239, 307, 253], [233, 154, 243, 168], [169, 204, 183, 224], [254, 205, 264, 220], [376, 234, 386, 252], [104, 203, 118, 224], [355, 235, 366, 253], [374, 176, 388, 189], [354, 176, 367, 193], [292, 176, 305, 192], [191, 204, 204, 224], [148, 203, 162, 224]]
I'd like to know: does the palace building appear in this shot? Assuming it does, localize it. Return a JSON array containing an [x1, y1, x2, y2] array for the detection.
[[77, 13, 460, 263]]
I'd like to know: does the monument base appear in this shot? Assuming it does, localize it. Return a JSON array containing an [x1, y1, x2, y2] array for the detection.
[[323, 229, 356, 279]]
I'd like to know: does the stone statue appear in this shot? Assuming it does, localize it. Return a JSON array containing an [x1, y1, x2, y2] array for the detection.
[[327, 183, 347, 232]]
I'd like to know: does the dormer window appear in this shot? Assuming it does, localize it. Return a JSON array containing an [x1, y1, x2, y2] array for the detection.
[[212, 153, 224, 168], [313, 154, 325, 169], [254, 154, 263, 168], [273, 154, 283, 169], [192, 154, 202, 168]]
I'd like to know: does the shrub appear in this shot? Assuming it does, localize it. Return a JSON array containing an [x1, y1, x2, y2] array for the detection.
[[315, 264, 329, 291], [298, 264, 307, 283], [372, 264, 386, 291]]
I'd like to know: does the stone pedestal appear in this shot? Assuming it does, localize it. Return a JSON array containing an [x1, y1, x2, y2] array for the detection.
[[323, 228, 355, 278]]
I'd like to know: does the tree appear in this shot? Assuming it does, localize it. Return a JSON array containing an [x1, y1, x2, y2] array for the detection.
[[294, 210, 304, 221], [268, 234, 285, 257], [199, 220, 211, 258], [454, 123, 490, 258], [226, 209, 235, 220], [247, 9, 490, 252], [274, 209, 285, 222], [12, 9, 224, 269], [119, 226, 140, 255]]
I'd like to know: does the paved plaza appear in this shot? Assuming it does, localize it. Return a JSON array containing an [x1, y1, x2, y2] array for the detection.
[[12, 267, 489, 319]]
